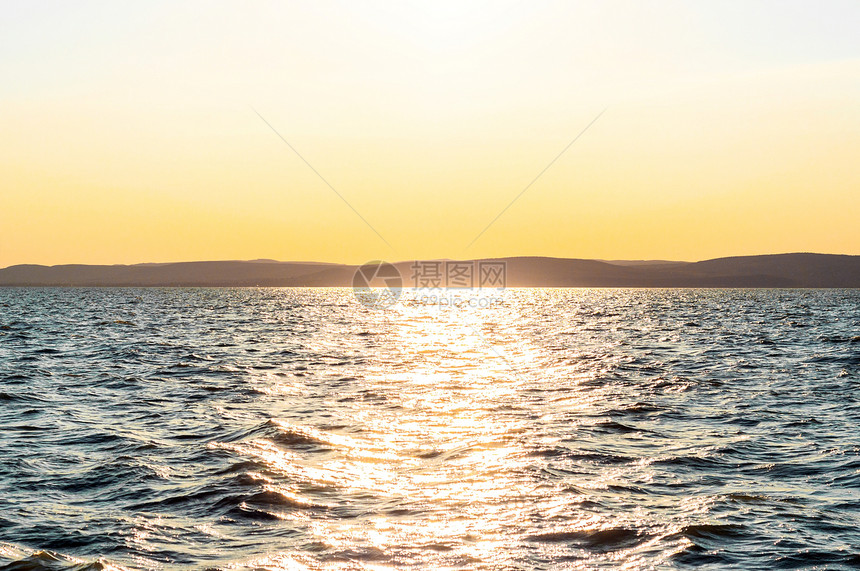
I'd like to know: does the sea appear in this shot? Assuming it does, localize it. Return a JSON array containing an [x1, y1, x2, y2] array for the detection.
[[1, 287, 859, 570]]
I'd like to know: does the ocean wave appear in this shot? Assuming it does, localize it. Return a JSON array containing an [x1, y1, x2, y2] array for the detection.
[[3, 288, 860, 569]]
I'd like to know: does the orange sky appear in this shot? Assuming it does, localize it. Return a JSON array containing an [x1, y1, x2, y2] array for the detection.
[[2, 1, 858, 266]]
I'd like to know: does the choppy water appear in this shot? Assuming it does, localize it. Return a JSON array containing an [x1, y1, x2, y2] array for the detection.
[[1, 288, 859, 570]]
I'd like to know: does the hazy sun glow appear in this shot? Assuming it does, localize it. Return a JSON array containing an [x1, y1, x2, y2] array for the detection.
[[1, 0, 858, 266]]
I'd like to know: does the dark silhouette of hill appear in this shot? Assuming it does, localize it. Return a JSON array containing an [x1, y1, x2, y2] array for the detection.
[[0, 261, 355, 287], [0, 254, 858, 287]]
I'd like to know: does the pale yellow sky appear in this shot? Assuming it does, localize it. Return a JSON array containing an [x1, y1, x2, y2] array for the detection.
[[1, 1, 858, 266]]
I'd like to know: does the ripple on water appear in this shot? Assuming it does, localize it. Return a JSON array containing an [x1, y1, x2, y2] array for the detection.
[[1, 288, 859, 569]]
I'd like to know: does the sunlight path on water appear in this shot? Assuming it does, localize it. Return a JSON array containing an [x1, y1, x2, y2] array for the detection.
[[224, 290, 685, 569], [228, 291, 548, 568]]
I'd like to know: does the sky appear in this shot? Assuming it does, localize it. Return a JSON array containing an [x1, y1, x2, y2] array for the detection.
[[1, 0, 858, 266]]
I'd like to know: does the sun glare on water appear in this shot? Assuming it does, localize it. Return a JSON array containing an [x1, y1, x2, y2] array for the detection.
[[206, 289, 678, 569]]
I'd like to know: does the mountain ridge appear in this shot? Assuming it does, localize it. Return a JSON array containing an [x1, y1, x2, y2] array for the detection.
[[1, 253, 858, 287]]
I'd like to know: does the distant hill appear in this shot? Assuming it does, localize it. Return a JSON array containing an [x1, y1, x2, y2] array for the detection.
[[0, 254, 858, 287], [0, 261, 356, 287]]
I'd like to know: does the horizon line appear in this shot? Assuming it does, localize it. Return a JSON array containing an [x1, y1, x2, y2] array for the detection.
[[3, 251, 860, 271]]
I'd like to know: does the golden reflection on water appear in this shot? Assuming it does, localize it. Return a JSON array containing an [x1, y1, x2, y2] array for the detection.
[[365, 309, 518, 562], [235, 292, 552, 568], [219, 290, 688, 569]]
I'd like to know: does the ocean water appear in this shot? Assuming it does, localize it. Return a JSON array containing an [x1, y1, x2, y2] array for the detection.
[[1, 287, 859, 570]]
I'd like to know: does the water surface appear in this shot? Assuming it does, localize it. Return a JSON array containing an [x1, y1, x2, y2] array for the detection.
[[1, 288, 859, 569]]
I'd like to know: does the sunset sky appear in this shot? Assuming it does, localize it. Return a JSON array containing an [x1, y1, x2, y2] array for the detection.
[[1, 0, 858, 266]]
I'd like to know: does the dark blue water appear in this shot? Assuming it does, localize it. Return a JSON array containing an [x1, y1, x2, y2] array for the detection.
[[1, 288, 859, 569]]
